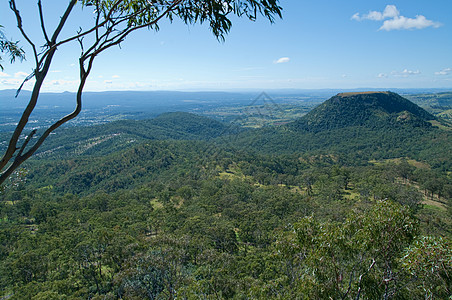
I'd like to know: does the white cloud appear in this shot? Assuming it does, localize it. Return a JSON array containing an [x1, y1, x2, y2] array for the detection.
[[274, 57, 290, 64], [0, 76, 35, 88], [112, 75, 120, 78], [352, 5, 442, 31], [380, 15, 442, 31], [46, 79, 77, 86], [434, 68, 451, 76], [351, 13, 360, 21], [0, 78, 18, 86], [377, 73, 388, 78], [402, 69, 420, 75], [392, 69, 421, 77], [0, 71, 11, 77], [353, 5, 400, 21], [382, 5, 400, 19], [14, 71, 29, 78]]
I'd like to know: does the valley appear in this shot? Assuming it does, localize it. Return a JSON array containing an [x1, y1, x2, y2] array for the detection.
[[1, 90, 451, 299]]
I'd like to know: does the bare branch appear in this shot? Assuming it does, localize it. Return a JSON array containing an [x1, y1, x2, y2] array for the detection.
[[355, 259, 376, 300], [15, 70, 35, 98], [9, 0, 39, 67], [84, 0, 183, 61], [17, 129, 37, 157], [38, 0, 51, 44], [1, 0, 78, 183], [41, 0, 124, 59], [95, 0, 101, 41], [0, 53, 95, 184], [50, 0, 77, 43]]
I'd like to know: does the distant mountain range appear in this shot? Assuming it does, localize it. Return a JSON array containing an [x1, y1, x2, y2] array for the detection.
[[0, 90, 256, 112], [2, 88, 451, 111]]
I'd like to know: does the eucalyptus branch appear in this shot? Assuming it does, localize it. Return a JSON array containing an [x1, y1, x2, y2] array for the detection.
[[342, 264, 357, 300], [95, 0, 101, 41], [9, 0, 39, 67], [1, 0, 78, 182], [82, 0, 182, 62], [15, 71, 35, 98], [7, 54, 96, 176], [99, 0, 183, 52], [35, 0, 175, 69], [38, 0, 51, 44], [42, 0, 124, 57], [355, 259, 376, 300], [50, 0, 77, 43], [17, 129, 37, 157]]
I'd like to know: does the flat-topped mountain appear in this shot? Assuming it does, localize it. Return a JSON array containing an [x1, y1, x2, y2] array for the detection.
[[290, 91, 435, 132]]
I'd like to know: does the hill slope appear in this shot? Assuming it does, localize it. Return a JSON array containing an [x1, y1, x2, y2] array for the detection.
[[28, 112, 232, 158], [290, 91, 435, 132], [229, 92, 450, 168]]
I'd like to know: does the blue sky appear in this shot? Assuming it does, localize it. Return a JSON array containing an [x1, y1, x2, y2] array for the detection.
[[1, 0, 451, 92]]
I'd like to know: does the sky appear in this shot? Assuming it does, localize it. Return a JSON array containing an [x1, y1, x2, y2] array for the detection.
[[0, 0, 451, 92]]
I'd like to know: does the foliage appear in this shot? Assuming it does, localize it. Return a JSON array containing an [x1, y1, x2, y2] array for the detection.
[[1, 134, 450, 298], [273, 201, 420, 299], [0, 25, 25, 71], [399, 236, 451, 298]]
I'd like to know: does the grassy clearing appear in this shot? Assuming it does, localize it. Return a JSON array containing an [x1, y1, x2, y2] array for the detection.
[[422, 198, 448, 211], [369, 157, 430, 169], [150, 198, 164, 209], [429, 120, 452, 131]]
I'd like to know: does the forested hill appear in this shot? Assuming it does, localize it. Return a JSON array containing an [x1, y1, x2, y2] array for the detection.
[[147, 112, 233, 138], [290, 91, 436, 132], [1, 92, 451, 299], [13, 91, 450, 169], [24, 112, 236, 159], [230, 92, 451, 169]]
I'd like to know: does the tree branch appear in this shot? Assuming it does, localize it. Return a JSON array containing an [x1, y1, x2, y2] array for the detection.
[[0, 54, 94, 185], [39, 0, 124, 63], [9, 0, 39, 68], [16, 129, 37, 157], [355, 259, 376, 300], [50, 0, 77, 43], [1, 0, 78, 185], [84, 0, 183, 60], [38, 0, 50, 45]]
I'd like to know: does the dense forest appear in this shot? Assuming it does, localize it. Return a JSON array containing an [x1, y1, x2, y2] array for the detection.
[[1, 92, 451, 299]]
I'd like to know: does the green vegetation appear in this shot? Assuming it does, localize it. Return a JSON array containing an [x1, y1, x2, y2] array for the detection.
[[405, 92, 452, 110], [0, 25, 25, 71], [1, 92, 451, 299], [199, 103, 315, 128], [405, 92, 452, 125], [291, 91, 435, 132]]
